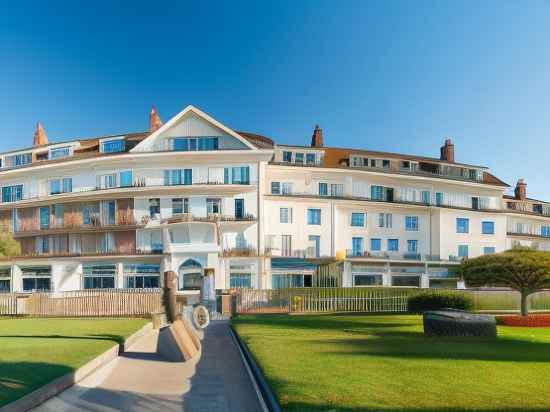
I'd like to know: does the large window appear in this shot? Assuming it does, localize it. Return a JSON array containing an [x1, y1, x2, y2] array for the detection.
[[307, 208, 321, 225], [542, 226, 550, 238], [407, 240, 418, 253], [483, 247, 496, 255], [49, 177, 72, 195], [405, 216, 419, 231], [370, 238, 382, 251], [280, 207, 292, 223], [83, 264, 116, 289], [2, 185, 23, 203], [351, 212, 365, 227], [172, 198, 189, 214], [224, 166, 250, 185], [306, 153, 316, 165], [170, 136, 219, 151], [308, 235, 320, 258], [282, 151, 292, 162], [230, 273, 252, 288], [40, 206, 50, 230], [458, 245, 469, 259], [164, 169, 192, 186], [354, 275, 383, 286], [272, 274, 308, 289], [281, 235, 292, 257], [149, 198, 160, 219], [271, 182, 281, 195], [5, 153, 32, 168], [0, 267, 11, 292], [21, 266, 51, 292], [456, 218, 470, 234], [371, 185, 394, 201], [388, 239, 399, 252], [124, 264, 160, 288], [206, 198, 221, 214], [234, 199, 245, 219], [101, 139, 125, 153], [319, 182, 328, 196], [98, 174, 117, 189], [49, 146, 71, 160], [351, 237, 364, 256], [119, 170, 133, 187], [378, 213, 392, 228], [482, 221, 495, 235]]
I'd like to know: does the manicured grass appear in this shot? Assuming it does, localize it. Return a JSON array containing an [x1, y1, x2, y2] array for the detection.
[[0, 317, 147, 406], [233, 314, 550, 412]]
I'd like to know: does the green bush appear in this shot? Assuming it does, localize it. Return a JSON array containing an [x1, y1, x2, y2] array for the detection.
[[408, 292, 474, 313]]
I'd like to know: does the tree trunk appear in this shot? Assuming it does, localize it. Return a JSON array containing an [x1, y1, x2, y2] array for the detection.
[[520, 291, 529, 317]]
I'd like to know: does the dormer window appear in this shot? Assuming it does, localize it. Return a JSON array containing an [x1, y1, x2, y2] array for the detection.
[[295, 153, 304, 164], [101, 139, 126, 153], [306, 153, 316, 165], [283, 151, 292, 162], [533, 204, 543, 214], [49, 146, 72, 160], [169, 136, 219, 151], [4, 152, 32, 168]]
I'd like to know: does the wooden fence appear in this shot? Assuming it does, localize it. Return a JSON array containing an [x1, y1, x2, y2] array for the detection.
[[0, 289, 163, 317], [235, 287, 550, 314]]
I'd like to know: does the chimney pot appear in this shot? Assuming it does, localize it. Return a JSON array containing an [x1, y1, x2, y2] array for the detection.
[[440, 138, 455, 162], [149, 106, 163, 132], [515, 179, 527, 201], [33, 122, 49, 147], [311, 125, 323, 147]]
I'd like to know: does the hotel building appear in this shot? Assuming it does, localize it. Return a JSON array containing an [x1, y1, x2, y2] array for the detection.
[[0, 105, 548, 297]]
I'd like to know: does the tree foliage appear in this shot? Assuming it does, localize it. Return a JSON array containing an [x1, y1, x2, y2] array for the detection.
[[0, 231, 20, 258], [460, 247, 550, 316]]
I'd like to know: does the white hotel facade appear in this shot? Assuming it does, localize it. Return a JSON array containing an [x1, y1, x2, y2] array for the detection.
[[0, 105, 548, 297]]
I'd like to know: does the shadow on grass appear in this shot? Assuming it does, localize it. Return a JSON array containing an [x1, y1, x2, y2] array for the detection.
[[0, 334, 125, 345], [0, 361, 74, 407]]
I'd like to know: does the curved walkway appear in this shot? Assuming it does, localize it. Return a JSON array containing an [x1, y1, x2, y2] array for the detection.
[[34, 320, 264, 412]]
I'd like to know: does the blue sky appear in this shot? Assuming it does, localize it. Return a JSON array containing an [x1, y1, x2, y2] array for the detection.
[[1, 1, 549, 199]]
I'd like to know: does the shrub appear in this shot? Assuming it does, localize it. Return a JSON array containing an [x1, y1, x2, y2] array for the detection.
[[408, 292, 473, 313]]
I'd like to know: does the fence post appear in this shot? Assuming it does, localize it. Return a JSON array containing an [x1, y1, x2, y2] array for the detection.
[[163, 271, 179, 323]]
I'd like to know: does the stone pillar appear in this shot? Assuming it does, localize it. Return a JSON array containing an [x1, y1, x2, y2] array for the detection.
[[342, 261, 353, 287], [420, 274, 430, 289], [163, 271, 178, 323]]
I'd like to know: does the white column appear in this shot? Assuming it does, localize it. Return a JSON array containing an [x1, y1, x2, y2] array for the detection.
[[420, 274, 430, 289], [117, 262, 124, 289], [342, 261, 353, 287]]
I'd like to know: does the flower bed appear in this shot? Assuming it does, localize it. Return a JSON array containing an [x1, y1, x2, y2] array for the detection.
[[497, 314, 550, 327]]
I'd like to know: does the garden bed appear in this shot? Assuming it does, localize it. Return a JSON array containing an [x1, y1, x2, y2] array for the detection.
[[497, 314, 550, 327]]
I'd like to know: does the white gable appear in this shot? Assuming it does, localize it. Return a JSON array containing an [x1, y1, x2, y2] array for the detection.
[[131, 105, 255, 152]]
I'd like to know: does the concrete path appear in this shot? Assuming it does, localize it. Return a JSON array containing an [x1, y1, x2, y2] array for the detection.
[[33, 320, 264, 412]]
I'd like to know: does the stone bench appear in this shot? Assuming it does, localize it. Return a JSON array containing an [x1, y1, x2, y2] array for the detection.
[[423, 310, 497, 338]]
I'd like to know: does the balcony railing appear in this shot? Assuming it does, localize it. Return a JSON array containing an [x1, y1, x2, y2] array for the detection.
[[222, 247, 258, 257], [1, 248, 164, 261], [506, 201, 550, 217], [161, 214, 257, 225], [346, 250, 422, 261]]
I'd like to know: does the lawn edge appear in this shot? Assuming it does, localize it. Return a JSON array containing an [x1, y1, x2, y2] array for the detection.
[[0, 321, 153, 412], [230, 324, 282, 412]]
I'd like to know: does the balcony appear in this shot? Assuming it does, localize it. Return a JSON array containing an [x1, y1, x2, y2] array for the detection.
[[222, 247, 258, 257], [2, 248, 164, 261], [506, 201, 550, 217]]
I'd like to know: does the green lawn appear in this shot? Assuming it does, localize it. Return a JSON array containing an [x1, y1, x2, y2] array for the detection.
[[233, 314, 550, 412], [0, 318, 147, 406]]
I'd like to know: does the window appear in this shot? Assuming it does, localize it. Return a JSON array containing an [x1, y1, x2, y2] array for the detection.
[[283, 151, 292, 162], [101, 139, 125, 153], [21, 266, 51, 292], [306, 153, 316, 165], [124, 264, 160, 288], [280, 207, 292, 223], [352, 237, 364, 256], [371, 185, 393, 201], [471, 197, 480, 210], [224, 166, 250, 184], [295, 153, 304, 164], [308, 235, 320, 258], [307, 208, 321, 225], [533, 204, 544, 214], [5, 153, 32, 168], [483, 247, 496, 255], [120, 171, 133, 187], [407, 240, 418, 253], [482, 221, 495, 235], [351, 212, 365, 227], [382, 159, 391, 169], [2, 185, 23, 203], [330, 184, 344, 197], [149, 198, 160, 219], [388, 239, 399, 252], [172, 198, 189, 214], [458, 245, 469, 259], [405, 216, 419, 231], [272, 274, 305, 289], [370, 238, 381, 251], [435, 192, 444, 206], [83, 264, 116, 289], [164, 169, 192, 186], [378, 213, 393, 228], [49, 178, 72, 195], [354, 274, 383, 286], [230, 273, 252, 288], [49, 146, 71, 160], [281, 235, 292, 257], [319, 183, 328, 196], [35, 236, 49, 254], [271, 181, 281, 195], [101, 200, 116, 226], [456, 218, 470, 234], [0, 268, 9, 292], [235, 199, 245, 219], [206, 198, 221, 214], [40, 206, 50, 230], [421, 191, 431, 205], [542, 226, 550, 238], [170, 137, 219, 151], [99, 174, 117, 189], [281, 182, 293, 195]]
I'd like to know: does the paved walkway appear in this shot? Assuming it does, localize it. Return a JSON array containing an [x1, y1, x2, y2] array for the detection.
[[34, 320, 264, 412]]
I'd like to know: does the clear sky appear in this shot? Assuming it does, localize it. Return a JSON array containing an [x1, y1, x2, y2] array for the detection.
[[1, 1, 549, 199]]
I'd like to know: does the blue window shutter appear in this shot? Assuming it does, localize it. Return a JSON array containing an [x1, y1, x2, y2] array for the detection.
[[164, 170, 170, 186], [224, 168, 230, 184]]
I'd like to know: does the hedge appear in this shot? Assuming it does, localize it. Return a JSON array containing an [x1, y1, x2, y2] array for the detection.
[[408, 292, 474, 313]]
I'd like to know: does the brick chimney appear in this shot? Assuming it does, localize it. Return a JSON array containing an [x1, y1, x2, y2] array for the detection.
[[149, 106, 163, 132], [33, 122, 48, 147], [515, 179, 527, 201], [311, 125, 323, 147], [440, 138, 454, 162]]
